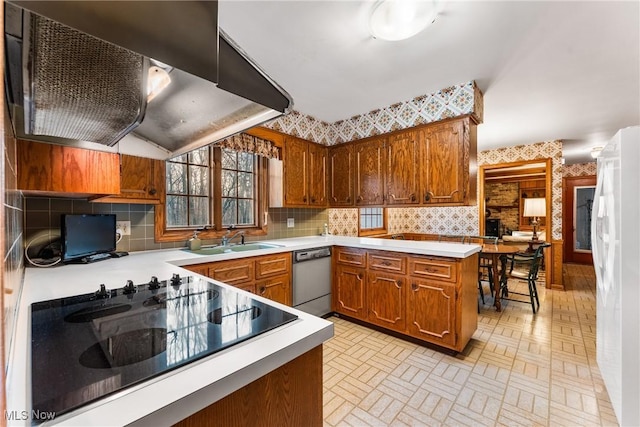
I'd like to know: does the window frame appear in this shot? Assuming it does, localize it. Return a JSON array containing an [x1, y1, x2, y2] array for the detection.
[[155, 147, 269, 243], [358, 207, 388, 237]]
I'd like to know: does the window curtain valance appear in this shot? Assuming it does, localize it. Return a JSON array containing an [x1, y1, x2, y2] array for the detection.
[[217, 133, 280, 159]]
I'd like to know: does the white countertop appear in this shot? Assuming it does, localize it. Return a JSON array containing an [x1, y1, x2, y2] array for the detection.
[[6, 235, 479, 426]]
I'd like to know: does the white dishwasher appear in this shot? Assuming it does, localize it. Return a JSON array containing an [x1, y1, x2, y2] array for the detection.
[[292, 247, 332, 317]]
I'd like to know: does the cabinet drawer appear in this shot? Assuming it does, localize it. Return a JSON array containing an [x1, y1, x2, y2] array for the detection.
[[334, 247, 367, 267], [255, 253, 291, 279], [368, 251, 406, 274], [208, 260, 254, 285], [408, 257, 457, 283]]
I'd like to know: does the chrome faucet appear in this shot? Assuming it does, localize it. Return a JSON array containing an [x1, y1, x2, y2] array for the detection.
[[220, 229, 245, 247]]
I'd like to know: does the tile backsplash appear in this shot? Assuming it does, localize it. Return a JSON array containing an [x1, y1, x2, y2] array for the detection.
[[24, 198, 329, 254]]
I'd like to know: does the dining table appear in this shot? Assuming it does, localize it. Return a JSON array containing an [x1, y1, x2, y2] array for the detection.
[[480, 244, 521, 311]]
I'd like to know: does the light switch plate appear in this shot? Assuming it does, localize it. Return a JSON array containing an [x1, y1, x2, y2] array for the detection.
[[287, 218, 295, 228], [116, 221, 131, 235]]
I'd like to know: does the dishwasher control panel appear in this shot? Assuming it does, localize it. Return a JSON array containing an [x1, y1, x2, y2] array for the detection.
[[293, 247, 331, 263]]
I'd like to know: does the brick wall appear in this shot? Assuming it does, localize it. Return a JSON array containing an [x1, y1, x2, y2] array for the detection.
[[485, 182, 519, 233]]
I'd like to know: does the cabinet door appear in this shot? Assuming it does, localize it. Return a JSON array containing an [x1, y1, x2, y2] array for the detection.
[[283, 137, 308, 206], [17, 139, 120, 196], [406, 278, 456, 348], [328, 144, 354, 206], [354, 138, 385, 206], [308, 143, 327, 206], [333, 265, 367, 319], [422, 119, 466, 205], [386, 130, 420, 205], [256, 273, 291, 306], [117, 155, 164, 203], [367, 271, 405, 332]]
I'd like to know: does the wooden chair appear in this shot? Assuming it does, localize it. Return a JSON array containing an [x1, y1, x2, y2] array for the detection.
[[437, 234, 465, 243], [500, 243, 550, 313], [465, 235, 498, 305]]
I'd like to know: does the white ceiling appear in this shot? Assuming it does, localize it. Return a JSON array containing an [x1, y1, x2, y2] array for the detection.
[[219, 1, 640, 165]]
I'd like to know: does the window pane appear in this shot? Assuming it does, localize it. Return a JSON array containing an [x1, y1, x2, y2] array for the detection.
[[237, 199, 254, 225], [189, 147, 208, 166], [189, 197, 209, 226], [190, 165, 209, 196], [221, 149, 237, 169], [221, 170, 237, 197], [222, 198, 237, 226], [172, 154, 188, 163], [238, 152, 254, 172], [167, 163, 187, 194], [238, 172, 253, 198], [167, 195, 188, 227]]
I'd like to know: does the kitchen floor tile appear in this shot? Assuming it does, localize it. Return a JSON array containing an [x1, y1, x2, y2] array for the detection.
[[323, 264, 617, 426]]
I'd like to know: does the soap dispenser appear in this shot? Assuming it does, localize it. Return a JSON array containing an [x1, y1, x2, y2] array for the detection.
[[188, 230, 201, 251]]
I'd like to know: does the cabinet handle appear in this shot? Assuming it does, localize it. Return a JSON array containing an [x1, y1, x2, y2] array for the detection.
[[356, 195, 363, 202], [410, 193, 416, 202], [411, 283, 418, 291], [149, 188, 157, 196], [424, 193, 431, 202], [396, 280, 402, 287], [303, 196, 307, 202], [346, 196, 351, 202], [311, 197, 316, 203], [357, 274, 363, 281], [259, 286, 266, 294]]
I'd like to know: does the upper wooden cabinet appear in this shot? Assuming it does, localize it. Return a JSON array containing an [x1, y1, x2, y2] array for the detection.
[[421, 117, 477, 206], [327, 116, 477, 208], [282, 136, 327, 207], [386, 130, 421, 205], [328, 144, 354, 206], [95, 154, 165, 204], [354, 137, 385, 206], [17, 139, 120, 197]]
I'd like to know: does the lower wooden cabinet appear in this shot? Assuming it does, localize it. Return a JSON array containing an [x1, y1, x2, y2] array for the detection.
[[256, 274, 291, 306], [367, 271, 405, 332], [333, 264, 367, 320], [406, 279, 456, 348], [182, 252, 292, 306], [333, 246, 478, 352]]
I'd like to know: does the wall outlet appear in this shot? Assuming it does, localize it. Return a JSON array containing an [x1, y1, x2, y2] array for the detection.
[[116, 221, 131, 236], [287, 218, 295, 228]]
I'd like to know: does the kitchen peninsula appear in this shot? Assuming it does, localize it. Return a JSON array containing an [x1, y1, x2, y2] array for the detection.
[[7, 236, 479, 426]]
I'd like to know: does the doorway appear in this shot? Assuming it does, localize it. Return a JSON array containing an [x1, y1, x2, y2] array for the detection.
[[563, 176, 596, 264]]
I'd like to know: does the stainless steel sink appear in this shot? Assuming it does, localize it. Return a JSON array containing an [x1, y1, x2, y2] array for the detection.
[[186, 243, 282, 256]]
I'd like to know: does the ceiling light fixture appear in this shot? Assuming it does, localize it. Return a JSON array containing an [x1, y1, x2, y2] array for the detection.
[[369, 0, 441, 41], [147, 65, 171, 102], [590, 146, 603, 159]]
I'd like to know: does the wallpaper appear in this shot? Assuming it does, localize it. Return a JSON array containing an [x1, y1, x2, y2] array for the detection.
[[563, 162, 597, 177], [265, 81, 483, 145]]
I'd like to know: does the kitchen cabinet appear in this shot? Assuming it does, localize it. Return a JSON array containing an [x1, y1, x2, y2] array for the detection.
[[332, 247, 478, 352], [328, 143, 354, 206], [354, 137, 385, 206], [94, 154, 165, 204], [17, 139, 120, 197], [282, 136, 327, 207], [333, 264, 367, 320], [385, 130, 421, 205], [406, 278, 456, 348], [367, 271, 406, 332], [421, 117, 477, 205], [256, 273, 291, 306], [182, 252, 292, 306]]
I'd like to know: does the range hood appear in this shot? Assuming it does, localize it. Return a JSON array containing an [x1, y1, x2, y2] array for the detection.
[[4, 1, 293, 159]]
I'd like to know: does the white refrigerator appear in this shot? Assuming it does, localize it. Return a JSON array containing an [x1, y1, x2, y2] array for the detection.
[[591, 126, 640, 426]]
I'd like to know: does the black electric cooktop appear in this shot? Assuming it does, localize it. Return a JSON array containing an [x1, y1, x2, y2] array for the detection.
[[30, 274, 298, 420]]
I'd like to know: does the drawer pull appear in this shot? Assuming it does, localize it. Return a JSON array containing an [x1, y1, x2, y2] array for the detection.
[[259, 286, 266, 294], [381, 260, 392, 266], [396, 280, 402, 287], [411, 283, 418, 291]]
